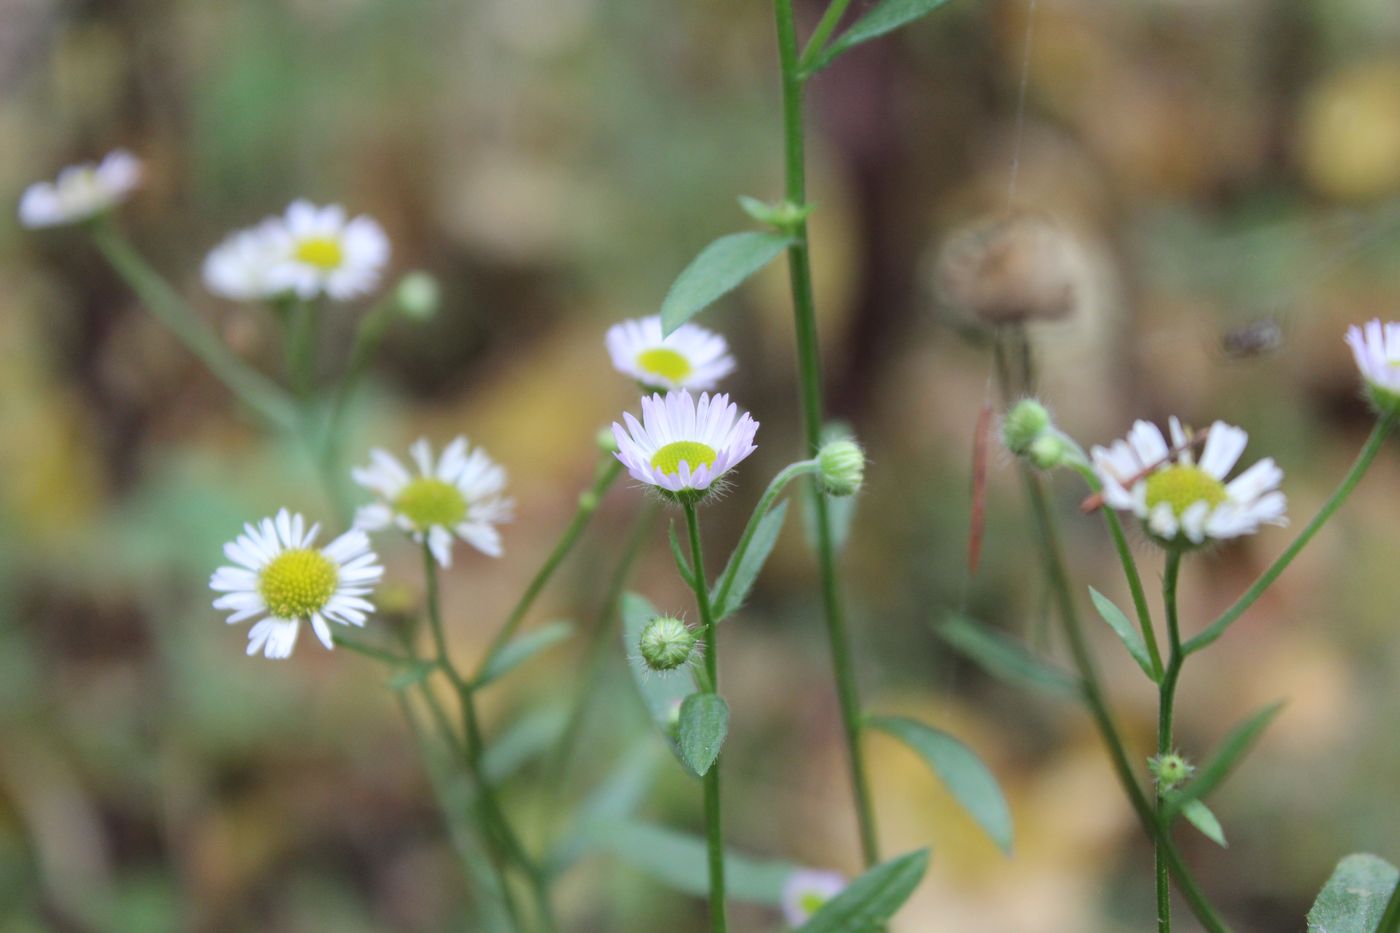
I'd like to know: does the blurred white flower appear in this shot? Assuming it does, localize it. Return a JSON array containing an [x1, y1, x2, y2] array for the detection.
[[202, 219, 286, 301], [19, 150, 142, 228], [612, 390, 758, 495], [266, 199, 390, 301], [210, 509, 383, 660], [352, 437, 512, 568], [1345, 319, 1400, 412], [1092, 417, 1286, 545], [781, 869, 846, 927], [605, 315, 736, 391]]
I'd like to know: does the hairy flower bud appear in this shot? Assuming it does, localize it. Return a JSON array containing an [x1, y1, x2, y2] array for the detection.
[[1028, 432, 1086, 471], [1002, 399, 1052, 455], [639, 616, 697, 673], [817, 438, 865, 497], [1149, 752, 1195, 790], [396, 271, 441, 320]]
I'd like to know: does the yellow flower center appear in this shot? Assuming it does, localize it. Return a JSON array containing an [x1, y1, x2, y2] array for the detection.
[[636, 348, 693, 383], [258, 549, 338, 619], [650, 440, 717, 476], [1144, 464, 1227, 517], [799, 892, 829, 915], [293, 236, 345, 270], [394, 477, 469, 529]]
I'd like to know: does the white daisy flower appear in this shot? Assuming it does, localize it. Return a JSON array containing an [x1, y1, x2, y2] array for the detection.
[[605, 315, 736, 391], [202, 219, 286, 301], [265, 199, 390, 301], [781, 869, 846, 927], [19, 150, 142, 228], [611, 390, 759, 495], [352, 437, 513, 568], [210, 509, 383, 660], [1345, 319, 1400, 411], [1091, 417, 1287, 545]]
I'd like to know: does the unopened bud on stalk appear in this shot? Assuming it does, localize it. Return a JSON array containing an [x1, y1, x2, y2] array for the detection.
[[1149, 752, 1195, 790], [1028, 432, 1085, 471], [1002, 399, 1052, 455], [596, 427, 620, 454], [817, 438, 866, 497], [639, 616, 697, 673], [395, 271, 440, 320]]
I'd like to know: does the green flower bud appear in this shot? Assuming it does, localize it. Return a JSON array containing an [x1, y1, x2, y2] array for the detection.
[[817, 438, 865, 497], [1002, 399, 1051, 455], [395, 271, 440, 320], [596, 427, 620, 454], [639, 616, 697, 673], [1149, 752, 1195, 790], [1028, 431, 1085, 471]]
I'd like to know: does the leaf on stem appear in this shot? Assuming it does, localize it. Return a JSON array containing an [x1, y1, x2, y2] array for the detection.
[[936, 614, 1078, 697], [802, 488, 856, 555], [667, 521, 695, 586], [869, 716, 1012, 853], [481, 706, 569, 783], [803, 0, 960, 76], [1307, 853, 1398, 932], [472, 621, 574, 688], [797, 848, 931, 932], [388, 660, 439, 691], [1179, 799, 1227, 848], [677, 693, 729, 776], [659, 231, 794, 335], [1165, 702, 1284, 816], [1088, 587, 1158, 682], [712, 500, 789, 620]]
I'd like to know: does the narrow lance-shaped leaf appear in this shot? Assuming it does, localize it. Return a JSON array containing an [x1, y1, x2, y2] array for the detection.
[[660, 231, 793, 335], [1166, 702, 1284, 817], [667, 521, 695, 587], [805, 0, 961, 75], [712, 500, 788, 620], [473, 621, 574, 688], [1180, 799, 1227, 848], [798, 849, 931, 932], [870, 715, 1013, 853], [677, 693, 729, 777], [937, 614, 1079, 697], [1089, 587, 1158, 682], [1307, 853, 1398, 933]]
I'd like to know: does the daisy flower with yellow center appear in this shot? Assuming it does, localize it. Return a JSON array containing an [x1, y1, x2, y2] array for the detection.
[[781, 869, 846, 927], [1092, 417, 1287, 545], [605, 315, 736, 391], [1345, 319, 1400, 414], [352, 437, 513, 568], [19, 150, 142, 228], [266, 200, 390, 301], [612, 390, 758, 495], [210, 509, 383, 659]]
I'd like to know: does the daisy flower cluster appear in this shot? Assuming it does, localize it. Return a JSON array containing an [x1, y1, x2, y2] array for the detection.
[[19, 150, 143, 228], [203, 199, 390, 302]]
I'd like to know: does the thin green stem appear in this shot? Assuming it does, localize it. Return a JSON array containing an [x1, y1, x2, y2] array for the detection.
[[286, 299, 318, 399], [331, 632, 415, 667], [1377, 878, 1400, 933], [799, 0, 853, 70], [475, 457, 624, 678], [682, 501, 727, 933], [1156, 548, 1185, 933], [1185, 414, 1396, 655], [710, 459, 818, 612], [87, 222, 297, 429], [772, 0, 881, 868]]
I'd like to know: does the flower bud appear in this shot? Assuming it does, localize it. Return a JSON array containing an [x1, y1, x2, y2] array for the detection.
[[596, 427, 621, 454], [395, 271, 440, 320], [1002, 399, 1052, 455], [1028, 431, 1085, 471], [817, 438, 865, 497], [1149, 752, 1195, 790], [639, 616, 697, 673]]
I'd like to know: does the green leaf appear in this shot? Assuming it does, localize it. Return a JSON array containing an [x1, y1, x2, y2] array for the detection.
[[712, 500, 788, 620], [549, 742, 662, 872], [388, 660, 438, 691], [806, 0, 960, 75], [660, 231, 793, 334], [677, 693, 729, 777], [798, 849, 931, 932], [481, 706, 569, 783], [583, 819, 799, 905], [667, 521, 694, 586], [870, 716, 1012, 853], [937, 614, 1078, 697], [1088, 587, 1158, 682], [802, 488, 857, 555], [1308, 854, 1399, 932], [1166, 702, 1283, 816], [622, 592, 696, 726], [1180, 799, 1227, 848], [473, 621, 574, 688]]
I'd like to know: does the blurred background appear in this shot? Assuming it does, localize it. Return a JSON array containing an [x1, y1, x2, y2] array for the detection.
[[4, 0, 1400, 929]]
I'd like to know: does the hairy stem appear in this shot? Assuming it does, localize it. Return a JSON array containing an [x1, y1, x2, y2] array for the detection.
[[1156, 548, 1185, 933]]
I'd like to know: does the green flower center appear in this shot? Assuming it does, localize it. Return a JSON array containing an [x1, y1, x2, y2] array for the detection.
[[1144, 464, 1227, 517], [799, 892, 829, 915], [650, 440, 717, 476], [636, 348, 692, 383], [258, 549, 338, 619], [294, 236, 345, 270], [394, 477, 469, 529]]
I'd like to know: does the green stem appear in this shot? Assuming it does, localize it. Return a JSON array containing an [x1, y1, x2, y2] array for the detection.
[[710, 459, 818, 612], [86, 222, 298, 430], [474, 457, 624, 678], [1156, 548, 1185, 933], [1377, 878, 1400, 933], [331, 631, 414, 666], [772, 0, 881, 869], [799, 0, 853, 70], [1185, 414, 1396, 655], [286, 299, 318, 399], [682, 500, 728, 933]]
